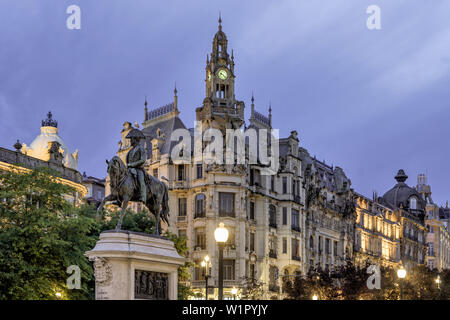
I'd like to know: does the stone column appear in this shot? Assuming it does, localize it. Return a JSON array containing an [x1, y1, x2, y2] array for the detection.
[[85, 230, 185, 300]]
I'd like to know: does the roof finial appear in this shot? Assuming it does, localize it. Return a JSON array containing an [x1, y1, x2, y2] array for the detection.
[[231, 49, 234, 60], [218, 12, 222, 30], [206, 54, 209, 64], [268, 101, 272, 126], [174, 82, 178, 111], [250, 92, 255, 119], [144, 96, 148, 121], [42, 111, 58, 128]]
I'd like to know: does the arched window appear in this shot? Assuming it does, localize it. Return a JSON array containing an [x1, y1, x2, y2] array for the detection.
[[409, 197, 417, 210], [195, 194, 206, 218], [309, 236, 314, 249]]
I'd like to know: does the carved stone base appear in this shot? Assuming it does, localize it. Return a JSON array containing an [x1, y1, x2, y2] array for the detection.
[[85, 230, 185, 300]]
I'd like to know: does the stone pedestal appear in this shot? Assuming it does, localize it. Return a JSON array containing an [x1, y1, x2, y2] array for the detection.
[[85, 230, 185, 300]]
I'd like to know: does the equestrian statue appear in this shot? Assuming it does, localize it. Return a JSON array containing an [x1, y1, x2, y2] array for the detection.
[[97, 128, 169, 235]]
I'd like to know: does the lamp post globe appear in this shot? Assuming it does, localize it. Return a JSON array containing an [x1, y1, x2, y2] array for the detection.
[[397, 267, 406, 279], [215, 222, 228, 300], [397, 266, 406, 300], [214, 223, 229, 243]]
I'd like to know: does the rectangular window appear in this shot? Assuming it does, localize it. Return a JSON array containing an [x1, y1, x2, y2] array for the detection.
[[291, 209, 299, 231], [250, 233, 255, 251], [291, 238, 300, 260], [223, 260, 235, 280], [195, 228, 206, 250], [326, 238, 331, 254], [269, 237, 277, 258], [282, 177, 287, 194], [196, 164, 203, 179], [178, 198, 187, 216], [219, 192, 235, 217], [250, 202, 255, 220], [282, 237, 287, 254], [177, 165, 185, 181], [153, 168, 158, 178], [333, 241, 338, 256], [319, 236, 323, 253], [282, 207, 287, 225], [271, 176, 275, 192]]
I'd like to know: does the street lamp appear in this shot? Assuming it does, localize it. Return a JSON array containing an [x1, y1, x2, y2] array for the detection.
[[201, 255, 210, 300], [312, 294, 318, 300], [231, 287, 238, 300], [435, 275, 441, 300], [397, 266, 406, 300], [214, 222, 229, 300]]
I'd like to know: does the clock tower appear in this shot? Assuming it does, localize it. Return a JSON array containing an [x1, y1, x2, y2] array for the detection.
[[197, 16, 245, 131]]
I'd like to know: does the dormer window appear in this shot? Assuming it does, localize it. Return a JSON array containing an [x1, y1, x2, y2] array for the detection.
[[409, 197, 417, 210]]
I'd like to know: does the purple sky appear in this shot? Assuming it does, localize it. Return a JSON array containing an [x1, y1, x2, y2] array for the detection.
[[1, 0, 449, 206]]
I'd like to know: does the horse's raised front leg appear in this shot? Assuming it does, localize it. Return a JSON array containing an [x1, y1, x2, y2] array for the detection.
[[97, 194, 115, 214], [115, 197, 129, 231]]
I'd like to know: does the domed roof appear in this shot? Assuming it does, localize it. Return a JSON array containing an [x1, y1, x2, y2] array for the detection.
[[381, 169, 425, 211], [21, 112, 79, 170]]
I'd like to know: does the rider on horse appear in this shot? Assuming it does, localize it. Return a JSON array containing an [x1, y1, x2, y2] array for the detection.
[[125, 128, 147, 203]]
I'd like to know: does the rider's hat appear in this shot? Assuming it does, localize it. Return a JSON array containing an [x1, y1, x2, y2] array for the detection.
[[126, 128, 146, 140]]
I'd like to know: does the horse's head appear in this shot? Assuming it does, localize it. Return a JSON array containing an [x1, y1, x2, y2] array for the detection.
[[106, 156, 126, 178]]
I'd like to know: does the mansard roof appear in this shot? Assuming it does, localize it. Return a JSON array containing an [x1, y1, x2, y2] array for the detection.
[[141, 114, 188, 158], [299, 147, 351, 194]]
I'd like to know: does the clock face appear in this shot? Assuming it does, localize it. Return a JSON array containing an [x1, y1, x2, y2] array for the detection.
[[217, 69, 228, 80], [207, 71, 211, 81]]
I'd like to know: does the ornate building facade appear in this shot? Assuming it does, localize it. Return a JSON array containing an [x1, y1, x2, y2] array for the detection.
[[416, 174, 450, 271], [354, 193, 401, 268], [378, 170, 428, 269], [114, 19, 359, 299]]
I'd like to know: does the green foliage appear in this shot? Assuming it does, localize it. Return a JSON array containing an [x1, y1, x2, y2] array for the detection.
[[163, 231, 194, 300], [284, 260, 450, 300], [0, 167, 99, 300], [99, 208, 155, 234]]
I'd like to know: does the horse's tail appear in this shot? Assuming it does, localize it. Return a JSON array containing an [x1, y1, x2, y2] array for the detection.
[[161, 182, 170, 226]]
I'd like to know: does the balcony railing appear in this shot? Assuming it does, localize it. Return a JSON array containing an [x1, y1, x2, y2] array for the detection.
[[291, 225, 301, 232], [292, 255, 301, 261], [269, 222, 277, 228], [177, 215, 187, 222], [194, 213, 206, 219], [269, 251, 278, 259]]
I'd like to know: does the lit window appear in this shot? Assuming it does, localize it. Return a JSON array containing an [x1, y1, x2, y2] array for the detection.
[[409, 197, 417, 210]]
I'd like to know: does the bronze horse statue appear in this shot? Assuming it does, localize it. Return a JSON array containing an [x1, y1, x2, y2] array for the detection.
[[97, 156, 169, 235]]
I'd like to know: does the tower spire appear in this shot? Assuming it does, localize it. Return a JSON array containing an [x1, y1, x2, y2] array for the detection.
[[268, 101, 272, 127], [218, 12, 222, 31], [144, 96, 148, 121], [251, 92, 255, 119], [174, 82, 178, 111]]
